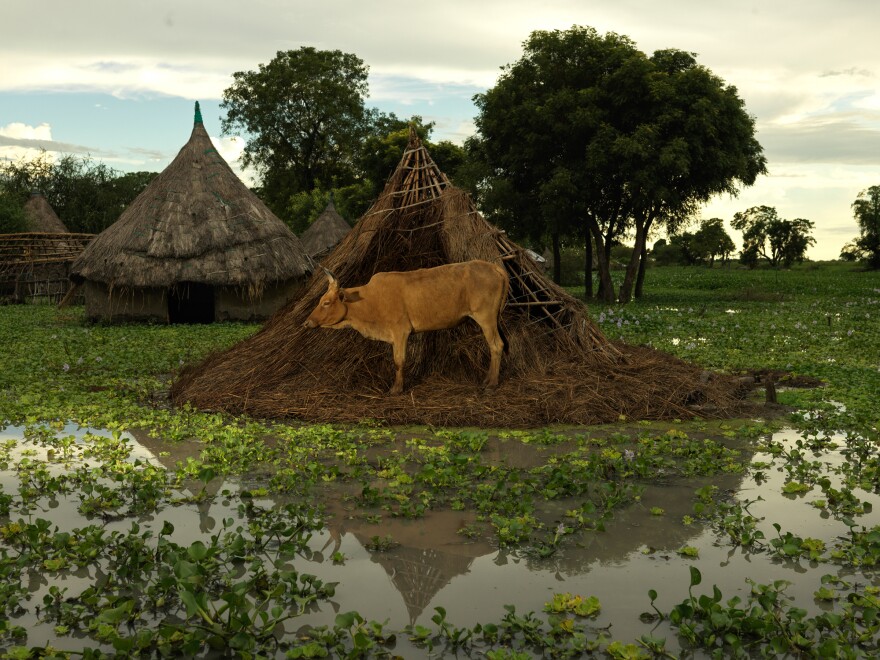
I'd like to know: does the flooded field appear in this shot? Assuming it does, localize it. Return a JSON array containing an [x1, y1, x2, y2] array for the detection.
[[1, 420, 878, 656]]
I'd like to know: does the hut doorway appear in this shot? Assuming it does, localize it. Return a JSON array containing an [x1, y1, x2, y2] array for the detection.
[[168, 282, 214, 324]]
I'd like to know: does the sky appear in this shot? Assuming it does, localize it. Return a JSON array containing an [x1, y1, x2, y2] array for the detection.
[[2, 0, 880, 260]]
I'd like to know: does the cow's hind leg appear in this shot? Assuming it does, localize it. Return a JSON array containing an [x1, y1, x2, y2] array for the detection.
[[475, 316, 504, 388]]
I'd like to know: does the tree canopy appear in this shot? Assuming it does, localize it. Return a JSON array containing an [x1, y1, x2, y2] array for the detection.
[[221, 47, 375, 217], [220, 48, 466, 228], [847, 185, 880, 269], [656, 217, 736, 267], [472, 25, 766, 301], [732, 205, 815, 268], [0, 152, 157, 234]]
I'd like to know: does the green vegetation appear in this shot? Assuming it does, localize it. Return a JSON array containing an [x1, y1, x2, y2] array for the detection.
[[0, 263, 878, 657], [0, 152, 157, 235], [586, 262, 880, 423], [731, 205, 816, 269], [842, 185, 880, 269], [472, 26, 765, 301]]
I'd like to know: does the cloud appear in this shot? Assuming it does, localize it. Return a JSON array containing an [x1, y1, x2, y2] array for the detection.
[[0, 122, 54, 163], [820, 68, 874, 79], [760, 118, 880, 166], [0, 122, 106, 160]]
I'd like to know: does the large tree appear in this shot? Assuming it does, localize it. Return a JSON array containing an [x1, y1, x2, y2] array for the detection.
[[474, 27, 642, 292], [617, 49, 766, 301], [221, 48, 374, 217], [473, 26, 765, 302], [848, 185, 880, 269]]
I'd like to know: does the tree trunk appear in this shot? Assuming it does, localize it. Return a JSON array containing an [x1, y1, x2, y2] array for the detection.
[[552, 230, 562, 284], [583, 223, 593, 299], [597, 226, 614, 300], [619, 216, 651, 304], [590, 224, 615, 303], [634, 240, 648, 299]]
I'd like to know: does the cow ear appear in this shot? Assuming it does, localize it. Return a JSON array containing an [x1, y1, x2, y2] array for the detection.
[[337, 288, 346, 302]]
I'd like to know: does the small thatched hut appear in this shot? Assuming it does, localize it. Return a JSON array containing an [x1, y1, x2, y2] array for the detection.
[[23, 191, 68, 233], [172, 127, 747, 426], [0, 192, 86, 302], [300, 197, 351, 261], [69, 102, 313, 323]]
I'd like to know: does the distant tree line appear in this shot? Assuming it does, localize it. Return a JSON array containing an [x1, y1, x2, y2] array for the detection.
[[653, 218, 736, 267], [654, 208, 815, 269], [0, 152, 157, 234]]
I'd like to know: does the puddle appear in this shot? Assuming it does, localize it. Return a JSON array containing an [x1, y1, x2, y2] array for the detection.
[[1, 423, 878, 654]]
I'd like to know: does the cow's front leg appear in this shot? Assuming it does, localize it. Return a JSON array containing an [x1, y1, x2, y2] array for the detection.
[[389, 334, 409, 395]]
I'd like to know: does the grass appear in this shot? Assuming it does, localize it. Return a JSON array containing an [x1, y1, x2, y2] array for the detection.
[[0, 261, 878, 657], [577, 262, 880, 424]]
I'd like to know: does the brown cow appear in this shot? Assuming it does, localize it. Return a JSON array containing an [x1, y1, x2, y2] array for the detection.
[[303, 260, 509, 394]]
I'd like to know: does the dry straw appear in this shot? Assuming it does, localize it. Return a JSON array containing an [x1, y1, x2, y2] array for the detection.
[[300, 197, 352, 260], [23, 191, 69, 234], [172, 127, 750, 427]]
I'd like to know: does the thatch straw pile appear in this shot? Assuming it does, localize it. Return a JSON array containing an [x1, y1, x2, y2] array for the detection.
[[172, 128, 748, 427], [300, 198, 351, 260], [23, 192, 68, 233], [70, 102, 311, 295]]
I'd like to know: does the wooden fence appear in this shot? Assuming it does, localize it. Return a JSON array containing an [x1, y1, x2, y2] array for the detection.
[[0, 232, 94, 304]]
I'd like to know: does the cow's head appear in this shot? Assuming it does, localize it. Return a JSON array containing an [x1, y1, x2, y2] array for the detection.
[[303, 269, 348, 328]]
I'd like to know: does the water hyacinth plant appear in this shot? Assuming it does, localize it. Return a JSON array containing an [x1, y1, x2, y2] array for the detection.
[[0, 262, 878, 656]]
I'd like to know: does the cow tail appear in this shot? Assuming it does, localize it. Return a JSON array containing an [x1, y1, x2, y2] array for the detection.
[[499, 271, 510, 355]]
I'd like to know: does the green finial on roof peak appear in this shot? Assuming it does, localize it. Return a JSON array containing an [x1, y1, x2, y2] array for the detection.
[[194, 101, 203, 125]]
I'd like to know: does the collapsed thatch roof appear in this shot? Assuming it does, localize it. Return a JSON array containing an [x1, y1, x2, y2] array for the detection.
[[172, 127, 747, 427], [70, 102, 312, 291], [300, 198, 351, 259], [23, 192, 68, 233]]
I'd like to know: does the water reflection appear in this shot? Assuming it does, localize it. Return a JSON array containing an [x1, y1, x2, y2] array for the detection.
[[1, 422, 878, 651]]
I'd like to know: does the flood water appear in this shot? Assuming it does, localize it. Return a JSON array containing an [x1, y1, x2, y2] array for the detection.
[[1, 422, 878, 655]]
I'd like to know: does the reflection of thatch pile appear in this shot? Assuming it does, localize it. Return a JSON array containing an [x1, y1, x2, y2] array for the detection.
[[300, 198, 351, 260], [172, 128, 746, 426], [69, 102, 312, 323], [369, 544, 472, 626]]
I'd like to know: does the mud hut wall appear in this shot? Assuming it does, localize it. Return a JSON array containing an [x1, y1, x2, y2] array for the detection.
[[83, 281, 168, 322], [215, 278, 306, 322]]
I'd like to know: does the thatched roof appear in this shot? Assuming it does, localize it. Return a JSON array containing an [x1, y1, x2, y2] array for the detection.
[[171, 127, 748, 427], [70, 102, 312, 291], [300, 198, 351, 259], [23, 192, 68, 233]]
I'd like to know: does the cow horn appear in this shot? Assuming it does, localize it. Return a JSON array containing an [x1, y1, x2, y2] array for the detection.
[[321, 267, 338, 284]]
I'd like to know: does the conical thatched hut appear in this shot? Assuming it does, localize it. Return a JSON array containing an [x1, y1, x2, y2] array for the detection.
[[1, 191, 86, 302], [300, 197, 351, 261], [23, 191, 68, 233], [172, 127, 747, 426], [69, 102, 313, 323]]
